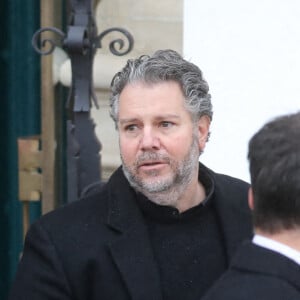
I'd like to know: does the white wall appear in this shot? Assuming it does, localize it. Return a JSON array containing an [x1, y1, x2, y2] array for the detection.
[[184, 0, 300, 182]]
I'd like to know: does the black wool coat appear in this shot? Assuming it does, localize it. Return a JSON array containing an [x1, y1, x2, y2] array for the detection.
[[201, 241, 300, 300], [9, 164, 252, 300]]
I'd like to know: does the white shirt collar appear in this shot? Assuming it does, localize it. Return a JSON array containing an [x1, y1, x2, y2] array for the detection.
[[253, 234, 300, 266]]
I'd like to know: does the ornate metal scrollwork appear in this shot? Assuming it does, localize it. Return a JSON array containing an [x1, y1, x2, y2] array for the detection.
[[95, 27, 134, 56], [31, 27, 65, 55], [32, 26, 134, 57]]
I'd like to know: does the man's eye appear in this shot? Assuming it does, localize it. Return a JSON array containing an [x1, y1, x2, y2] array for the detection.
[[160, 121, 173, 128], [125, 124, 137, 131]]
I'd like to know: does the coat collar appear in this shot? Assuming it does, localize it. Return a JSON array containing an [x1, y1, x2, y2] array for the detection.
[[207, 166, 253, 261], [106, 167, 163, 300]]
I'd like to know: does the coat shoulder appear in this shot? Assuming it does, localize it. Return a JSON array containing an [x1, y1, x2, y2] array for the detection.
[[202, 269, 300, 300], [32, 183, 111, 240]]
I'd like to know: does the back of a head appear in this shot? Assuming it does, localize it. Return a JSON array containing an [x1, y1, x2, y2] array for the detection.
[[248, 111, 300, 233], [109, 49, 213, 125]]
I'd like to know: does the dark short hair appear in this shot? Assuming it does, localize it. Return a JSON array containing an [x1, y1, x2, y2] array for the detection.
[[248, 111, 300, 233], [109, 49, 213, 126]]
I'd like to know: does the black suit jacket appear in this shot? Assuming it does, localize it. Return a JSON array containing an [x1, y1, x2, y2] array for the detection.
[[9, 165, 252, 300], [202, 241, 300, 300]]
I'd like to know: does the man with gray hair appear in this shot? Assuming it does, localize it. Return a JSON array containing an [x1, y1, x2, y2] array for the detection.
[[9, 49, 252, 300], [202, 111, 300, 300]]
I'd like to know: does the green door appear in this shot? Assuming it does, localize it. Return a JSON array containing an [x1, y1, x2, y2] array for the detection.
[[0, 2, 41, 298]]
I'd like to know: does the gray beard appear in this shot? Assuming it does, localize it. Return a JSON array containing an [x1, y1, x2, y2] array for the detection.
[[121, 136, 200, 207]]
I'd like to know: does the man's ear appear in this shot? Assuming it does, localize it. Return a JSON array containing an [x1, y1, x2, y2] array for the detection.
[[248, 187, 254, 210], [197, 115, 211, 152]]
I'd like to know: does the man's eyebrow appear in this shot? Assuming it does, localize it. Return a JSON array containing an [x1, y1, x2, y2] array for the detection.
[[155, 114, 180, 120], [119, 118, 139, 125], [119, 115, 180, 124]]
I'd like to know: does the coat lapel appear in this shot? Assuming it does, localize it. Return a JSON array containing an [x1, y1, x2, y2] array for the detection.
[[212, 173, 253, 262], [106, 168, 163, 300]]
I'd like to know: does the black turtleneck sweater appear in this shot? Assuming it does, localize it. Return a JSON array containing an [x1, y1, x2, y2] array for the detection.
[[135, 166, 227, 300]]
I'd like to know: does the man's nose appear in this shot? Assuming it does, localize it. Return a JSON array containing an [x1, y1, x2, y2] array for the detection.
[[140, 128, 160, 150]]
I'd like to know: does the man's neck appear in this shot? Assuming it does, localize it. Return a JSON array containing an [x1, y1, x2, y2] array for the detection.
[[144, 172, 206, 213], [255, 228, 300, 252], [174, 179, 206, 213]]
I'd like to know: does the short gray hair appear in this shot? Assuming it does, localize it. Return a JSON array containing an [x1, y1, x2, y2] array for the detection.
[[109, 49, 213, 126]]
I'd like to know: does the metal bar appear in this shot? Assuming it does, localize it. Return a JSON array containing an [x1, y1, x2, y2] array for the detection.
[[65, 0, 101, 202]]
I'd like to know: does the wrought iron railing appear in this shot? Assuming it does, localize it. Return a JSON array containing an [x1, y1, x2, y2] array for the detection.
[[32, 0, 134, 203]]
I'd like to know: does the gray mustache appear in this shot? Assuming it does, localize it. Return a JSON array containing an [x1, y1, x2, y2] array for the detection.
[[136, 152, 170, 165]]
